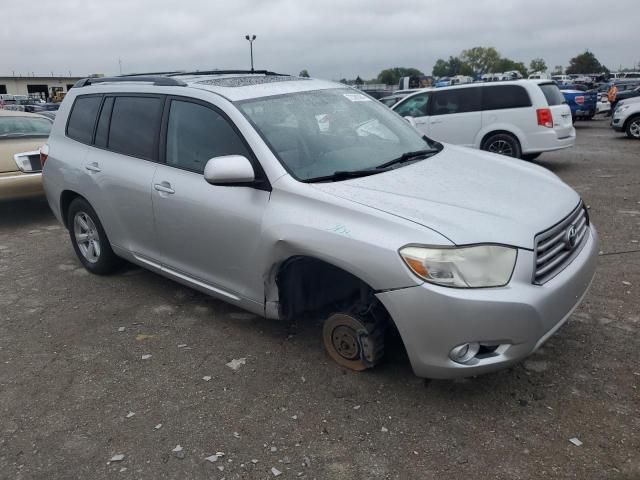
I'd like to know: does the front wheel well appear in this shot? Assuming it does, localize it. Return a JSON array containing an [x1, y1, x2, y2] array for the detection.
[[275, 256, 383, 321]]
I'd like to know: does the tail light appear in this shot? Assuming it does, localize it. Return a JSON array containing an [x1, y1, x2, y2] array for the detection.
[[536, 108, 553, 128], [575, 96, 585, 105], [39, 144, 49, 168]]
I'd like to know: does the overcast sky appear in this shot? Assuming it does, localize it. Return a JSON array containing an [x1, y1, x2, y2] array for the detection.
[[1, 0, 638, 79]]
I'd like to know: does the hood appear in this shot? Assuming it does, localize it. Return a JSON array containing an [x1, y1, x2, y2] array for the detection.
[[618, 96, 640, 107], [312, 145, 580, 249]]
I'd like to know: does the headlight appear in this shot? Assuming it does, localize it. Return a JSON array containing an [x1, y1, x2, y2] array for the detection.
[[399, 245, 517, 288], [616, 105, 630, 113]]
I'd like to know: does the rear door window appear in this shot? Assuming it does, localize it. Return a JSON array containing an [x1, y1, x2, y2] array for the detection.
[[66, 95, 102, 144], [430, 87, 481, 116], [482, 85, 532, 110], [165, 99, 251, 174], [539, 83, 566, 106], [107, 96, 163, 160]]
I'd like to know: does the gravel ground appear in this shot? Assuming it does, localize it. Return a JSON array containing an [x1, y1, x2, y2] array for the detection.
[[1, 117, 638, 480]]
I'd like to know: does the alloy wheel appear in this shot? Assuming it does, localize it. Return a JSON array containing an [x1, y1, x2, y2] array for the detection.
[[488, 139, 514, 156], [73, 212, 101, 263]]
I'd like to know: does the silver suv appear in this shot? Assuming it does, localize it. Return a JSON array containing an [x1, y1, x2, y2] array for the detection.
[[611, 97, 640, 138], [42, 71, 598, 379]]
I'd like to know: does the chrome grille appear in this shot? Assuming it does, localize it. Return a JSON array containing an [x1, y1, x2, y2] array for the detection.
[[533, 202, 589, 285]]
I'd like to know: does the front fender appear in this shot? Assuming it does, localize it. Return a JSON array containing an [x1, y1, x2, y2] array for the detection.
[[256, 180, 451, 317]]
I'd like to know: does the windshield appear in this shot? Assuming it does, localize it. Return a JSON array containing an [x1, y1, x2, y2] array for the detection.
[[0, 116, 52, 137], [237, 88, 437, 181]]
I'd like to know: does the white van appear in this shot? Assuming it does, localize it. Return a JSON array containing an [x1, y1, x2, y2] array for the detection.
[[392, 80, 575, 160]]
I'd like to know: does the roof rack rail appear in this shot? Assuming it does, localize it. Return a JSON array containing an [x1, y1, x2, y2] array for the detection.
[[117, 71, 186, 77], [73, 76, 187, 88], [168, 70, 287, 77]]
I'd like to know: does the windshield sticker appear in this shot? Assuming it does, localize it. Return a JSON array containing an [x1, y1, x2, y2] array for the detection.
[[343, 93, 371, 102]]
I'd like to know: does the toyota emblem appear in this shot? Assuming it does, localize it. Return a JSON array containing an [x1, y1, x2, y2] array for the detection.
[[565, 225, 578, 249]]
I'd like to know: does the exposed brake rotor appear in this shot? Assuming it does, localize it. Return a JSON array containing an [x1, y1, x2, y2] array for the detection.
[[322, 312, 385, 371]]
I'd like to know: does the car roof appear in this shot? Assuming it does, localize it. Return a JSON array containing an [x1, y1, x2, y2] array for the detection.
[[71, 73, 343, 102], [177, 73, 340, 101]]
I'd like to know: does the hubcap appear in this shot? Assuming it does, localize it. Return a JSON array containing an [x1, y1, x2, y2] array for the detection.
[[73, 212, 101, 263], [630, 120, 640, 138], [488, 139, 514, 156]]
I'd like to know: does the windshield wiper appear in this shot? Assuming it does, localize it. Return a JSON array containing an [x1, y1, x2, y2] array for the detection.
[[304, 147, 441, 183], [305, 168, 390, 183], [376, 148, 439, 170]]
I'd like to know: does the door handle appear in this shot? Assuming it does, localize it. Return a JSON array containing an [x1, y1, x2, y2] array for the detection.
[[154, 182, 175, 194], [429, 119, 443, 125], [85, 162, 101, 172]]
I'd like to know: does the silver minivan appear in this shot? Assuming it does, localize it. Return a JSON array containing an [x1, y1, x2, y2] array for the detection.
[[42, 72, 598, 379]]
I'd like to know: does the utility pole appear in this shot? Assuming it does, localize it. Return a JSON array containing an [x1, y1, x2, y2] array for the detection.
[[245, 35, 256, 72]]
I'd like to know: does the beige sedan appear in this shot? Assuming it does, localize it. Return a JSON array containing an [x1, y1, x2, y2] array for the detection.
[[0, 109, 52, 200]]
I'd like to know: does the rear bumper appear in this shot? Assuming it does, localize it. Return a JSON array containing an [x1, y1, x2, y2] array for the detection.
[[522, 127, 576, 154], [0, 171, 43, 200], [376, 225, 598, 379]]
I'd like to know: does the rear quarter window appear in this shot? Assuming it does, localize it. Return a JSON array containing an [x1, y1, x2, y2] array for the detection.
[[539, 83, 566, 106], [66, 95, 102, 144], [482, 85, 532, 110]]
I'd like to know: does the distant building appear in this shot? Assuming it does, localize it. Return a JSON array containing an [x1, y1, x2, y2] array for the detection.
[[0, 75, 87, 99]]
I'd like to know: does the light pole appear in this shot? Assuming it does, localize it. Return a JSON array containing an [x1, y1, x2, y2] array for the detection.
[[245, 34, 256, 72]]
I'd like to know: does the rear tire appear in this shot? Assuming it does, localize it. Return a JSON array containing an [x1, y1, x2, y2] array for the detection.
[[625, 115, 640, 139], [481, 133, 521, 158], [67, 198, 121, 275]]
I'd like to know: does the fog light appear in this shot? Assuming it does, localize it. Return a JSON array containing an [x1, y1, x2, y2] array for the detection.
[[449, 342, 480, 364]]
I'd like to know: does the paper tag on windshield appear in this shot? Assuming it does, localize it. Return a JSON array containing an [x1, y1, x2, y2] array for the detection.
[[343, 93, 371, 102]]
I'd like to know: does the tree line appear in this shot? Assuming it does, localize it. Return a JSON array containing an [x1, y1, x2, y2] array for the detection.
[[328, 48, 611, 86]]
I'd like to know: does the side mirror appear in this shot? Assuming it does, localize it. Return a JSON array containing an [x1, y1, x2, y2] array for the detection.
[[404, 116, 417, 127], [204, 155, 255, 185]]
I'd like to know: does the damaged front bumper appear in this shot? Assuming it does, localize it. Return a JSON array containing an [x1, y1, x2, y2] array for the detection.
[[376, 226, 598, 379]]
